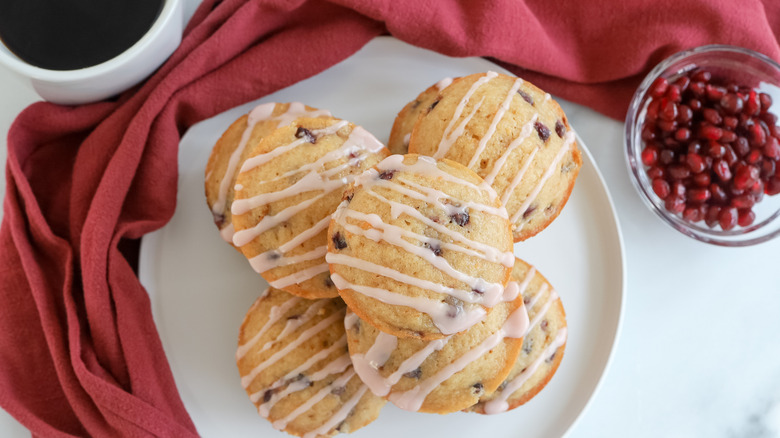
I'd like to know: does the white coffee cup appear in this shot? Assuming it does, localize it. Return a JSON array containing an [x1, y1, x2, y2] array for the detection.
[[0, 0, 183, 105]]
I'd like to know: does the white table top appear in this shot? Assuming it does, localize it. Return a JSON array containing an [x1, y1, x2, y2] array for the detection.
[[2, 6, 780, 437]]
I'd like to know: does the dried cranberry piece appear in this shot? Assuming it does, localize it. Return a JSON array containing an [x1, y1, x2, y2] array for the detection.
[[535, 121, 551, 142], [295, 127, 316, 143], [332, 232, 347, 250]]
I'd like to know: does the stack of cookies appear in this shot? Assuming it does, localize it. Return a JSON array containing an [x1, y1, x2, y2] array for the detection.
[[204, 72, 581, 438]]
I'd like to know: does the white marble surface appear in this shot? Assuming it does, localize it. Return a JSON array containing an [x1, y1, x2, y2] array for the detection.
[[2, 6, 780, 438]]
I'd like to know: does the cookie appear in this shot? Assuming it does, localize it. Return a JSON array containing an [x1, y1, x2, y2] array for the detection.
[[205, 102, 331, 247], [387, 77, 453, 155], [237, 288, 386, 437], [345, 286, 526, 414], [467, 258, 567, 414], [232, 117, 390, 299], [407, 71, 582, 241], [326, 154, 514, 340]]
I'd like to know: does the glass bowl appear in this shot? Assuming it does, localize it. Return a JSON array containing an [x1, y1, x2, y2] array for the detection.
[[625, 44, 780, 246]]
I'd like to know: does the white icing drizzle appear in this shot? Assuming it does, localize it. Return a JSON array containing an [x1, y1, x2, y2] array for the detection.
[[389, 177, 507, 218], [331, 209, 504, 302], [255, 300, 329, 355], [234, 183, 244, 191], [403, 133, 411, 147], [500, 147, 538, 207], [301, 385, 369, 438], [240, 308, 346, 388], [237, 296, 303, 360], [387, 307, 529, 412], [269, 263, 330, 289], [482, 328, 567, 415], [249, 335, 349, 404], [249, 246, 327, 274], [484, 114, 538, 187], [511, 130, 576, 225], [328, 253, 483, 305], [219, 223, 235, 243], [362, 190, 513, 268], [467, 78, 524, 169], [344, 312, 359, 330], [272, 369, 356, 430], [233, 194, 325, 247], [211, 102, 331, 215], [525, 283, 550, 311], [434, 77, 453, 91], [435, 96, 484, 159], [352, 332, 450, 397], [257, 353, 352, 414], [330, 274, 485, 335], [434, 71, 498, 159]]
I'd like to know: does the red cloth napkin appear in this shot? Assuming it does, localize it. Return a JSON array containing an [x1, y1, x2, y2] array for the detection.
[[1, 0, 778, 436]]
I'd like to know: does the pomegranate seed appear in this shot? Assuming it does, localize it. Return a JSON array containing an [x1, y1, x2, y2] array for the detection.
[[714, 159, 732, 181], [710, 183, 728, 203], [764, 137, 780, 159], [706, 84, 727, 101], [707, 142, 726, 158], [733, 164, 759, 190], [731, 195, 755, 209], [720, 130, 737, 143], [759, 93, 773, 112], [750, 122, 767, 146], [675, 128, 692, 142], [668, 164, 691, 180], [686, 153, 706, 173], [759, 111, 778, 126], [666, 85, 682, 102], [672, 181, 686, 198], [746, 90, 761, 115], [720, 93, 743, 114], [751, 180, 765, 196], [688, 188, 711, 203], [641, 124, 656, 141], [723, 116, 739, 130], [734, 136, 750, 156], [688, 141, 703, 155], [724, 145, 738, 166], [688, 78, 707, 97], [641, 146, 660, 166], [665, 197, 686, 214], [760, 160, 776, 179], [691, 70, 711, 82], [657, 119, 677, 132], [683, 206, 702, 222], [738, 209, 756, 227], [694, 172, 711, 187], [767, 177, 780, 195], [702, 108, 723, 125], [674, 76, 691, 92], [659, 99, 677, 121], [677, 105, 693, 123], [652, 178, 670, 199], [649, 77, 669, 97], [705, 205, 722, 227], [746, 149, 763, 164], [646, 99, 661, 121], [688, 98, 703, 111], [718, 207, 738, 230], [660, 149, 676, 165], [647, 165, 665, 179], [700, 125, 723, 140]]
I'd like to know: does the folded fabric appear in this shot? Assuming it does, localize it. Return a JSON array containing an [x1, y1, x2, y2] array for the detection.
[[0, 0, 777, 436]]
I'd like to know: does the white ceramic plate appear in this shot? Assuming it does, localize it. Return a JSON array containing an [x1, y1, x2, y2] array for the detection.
[[138, 37, 625, 438]]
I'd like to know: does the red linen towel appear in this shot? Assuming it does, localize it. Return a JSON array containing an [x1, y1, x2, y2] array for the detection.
[[1, 0, 778, 436]]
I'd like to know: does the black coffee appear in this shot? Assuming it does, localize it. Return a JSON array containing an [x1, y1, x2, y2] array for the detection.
[[0, 0, 163, 71]]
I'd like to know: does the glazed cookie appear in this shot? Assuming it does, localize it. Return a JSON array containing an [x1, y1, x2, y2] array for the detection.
[[468, 258, 567, 414], [326, 154, 514, 340], [387, 77, 453, 155], [345, 287, 526, 414], [232, 117, 390, 299], [237, 288, 386, 438], [407, 71, 582, 241], [205, 102, 331, 247]]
